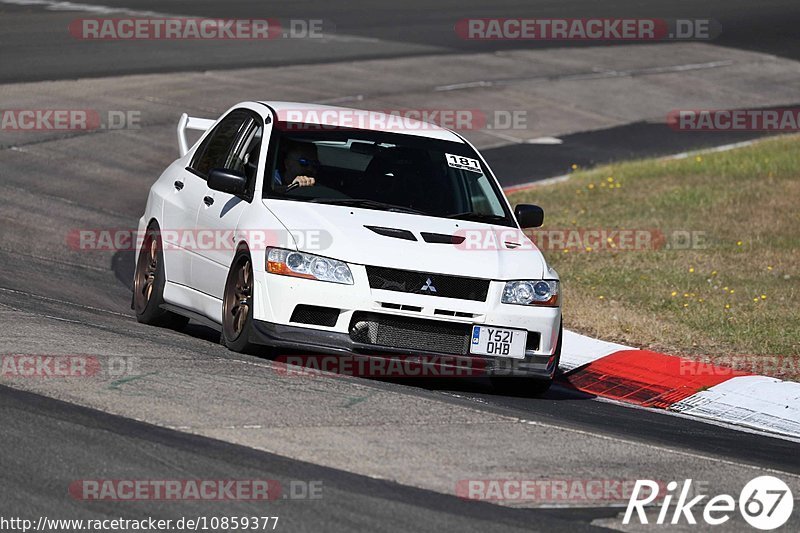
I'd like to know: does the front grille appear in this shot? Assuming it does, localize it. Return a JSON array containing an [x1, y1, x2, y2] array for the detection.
[[349, 312, 472, 355], [290, 305, 340, 327], [365, 266, 490, 302]]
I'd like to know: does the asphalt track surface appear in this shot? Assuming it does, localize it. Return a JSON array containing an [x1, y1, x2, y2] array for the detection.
[[0, 385, 612, 532], [2, 0, 797, 183], [2, 0, 800, 82], [2, 1, 800, 532]]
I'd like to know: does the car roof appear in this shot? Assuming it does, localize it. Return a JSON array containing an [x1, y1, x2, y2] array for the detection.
[[256, 101, 465, 143]]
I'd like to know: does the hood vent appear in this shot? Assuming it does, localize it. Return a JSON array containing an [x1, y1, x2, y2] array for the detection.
[[420, 232, 466, 245], [365, 226, 417, 241]]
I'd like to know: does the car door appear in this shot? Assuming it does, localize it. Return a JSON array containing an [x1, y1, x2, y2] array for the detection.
[[192, 110, 265, 300], [160, 160, 209, 288]]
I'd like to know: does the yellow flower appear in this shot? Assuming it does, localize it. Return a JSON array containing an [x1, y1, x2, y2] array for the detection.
[[725, 304, 731, 309], [571, 163, 578, 170], [736, 240, 743, 246], [698, 298, 704, 303], [767, 266, 773, 271], [683, 303, 689, 308], [671, 291, 677, 297], [562, 248, 569, 253], [695, 156, 702, 162], [607, 176, 614, 183], [723, 286, 729, 291], [587, 183, 595, 189], [711, 270, 717, 276], [689, 267, 695, 273], [761, 294, 767, 300], [598, 295, 605, 300], [683, 293, 689, 297], [729, 289, 735, 294], [585, 246, 593, 252]]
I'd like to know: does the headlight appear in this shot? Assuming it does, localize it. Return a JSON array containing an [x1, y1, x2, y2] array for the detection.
[[267, 248, 354, 285], [502, 280, 559, 306]]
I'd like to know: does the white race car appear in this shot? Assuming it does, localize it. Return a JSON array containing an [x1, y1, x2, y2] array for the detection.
[[133, 101, 562, 393]]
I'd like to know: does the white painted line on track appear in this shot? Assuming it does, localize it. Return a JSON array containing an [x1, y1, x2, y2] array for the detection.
[[434, 80, 494, 92], [0, 0, 382, 44], [434, 60, 738, 92], [0, 286, 131, 318], [591, 394, 800, 444], [503, 137, 773, 193], [527, 136, 563, 145], [560, 60, 736, 81], [315, 95, 365, 105], [0, 0, 181, 17], [515, 418, 800, 478]]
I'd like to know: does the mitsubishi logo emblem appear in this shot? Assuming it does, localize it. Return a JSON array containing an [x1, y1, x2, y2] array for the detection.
[[420, 278, 437, 292]]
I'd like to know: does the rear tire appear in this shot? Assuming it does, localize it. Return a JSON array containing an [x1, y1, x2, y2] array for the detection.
[[491, 321, 562, 397], [132, 225, 189, 330], [221, 250, 259, 353]]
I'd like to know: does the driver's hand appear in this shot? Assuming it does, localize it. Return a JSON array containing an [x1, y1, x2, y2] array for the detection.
[[291, 175, 316, 187]]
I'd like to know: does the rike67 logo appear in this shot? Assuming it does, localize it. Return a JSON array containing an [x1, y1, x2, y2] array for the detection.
[[624, 476, 794, 529]]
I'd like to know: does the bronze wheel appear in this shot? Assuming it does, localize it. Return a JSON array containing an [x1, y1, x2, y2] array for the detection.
[[132, 225, 189, 329], [223, 255, 253, 342], [133, 233, 158, 314]]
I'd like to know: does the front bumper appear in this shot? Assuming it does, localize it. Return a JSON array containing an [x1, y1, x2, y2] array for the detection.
[[249, 265, 561, 379], [250, 319, 558, 378]]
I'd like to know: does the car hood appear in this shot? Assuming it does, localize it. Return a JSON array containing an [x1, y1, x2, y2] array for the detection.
[[264, 200, 547, 280]]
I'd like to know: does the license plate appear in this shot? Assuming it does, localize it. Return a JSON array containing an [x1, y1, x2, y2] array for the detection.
[[470, 326, 527, 359]]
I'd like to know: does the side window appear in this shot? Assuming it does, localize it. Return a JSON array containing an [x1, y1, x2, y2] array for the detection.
[[228, 119, 263, 186], [189, 110, 252, 178]]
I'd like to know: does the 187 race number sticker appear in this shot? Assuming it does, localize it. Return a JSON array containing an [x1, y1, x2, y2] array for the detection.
[[446, 153, 482, 173]]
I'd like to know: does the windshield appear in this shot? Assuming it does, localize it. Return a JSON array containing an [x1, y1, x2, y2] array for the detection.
[[263, 126, 515, 226]]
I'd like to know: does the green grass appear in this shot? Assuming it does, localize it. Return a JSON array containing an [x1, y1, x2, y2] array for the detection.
[[508, 135, 800, 378]]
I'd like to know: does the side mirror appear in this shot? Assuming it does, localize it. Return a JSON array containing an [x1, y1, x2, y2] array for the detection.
[[208, 168, 248, 196], [514, 204, 544, 228]]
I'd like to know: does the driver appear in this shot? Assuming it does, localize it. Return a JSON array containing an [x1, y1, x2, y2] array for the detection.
[[274, 141, 318, 189]]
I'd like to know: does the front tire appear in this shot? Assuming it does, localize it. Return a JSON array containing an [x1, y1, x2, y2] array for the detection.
[[132, 225, 189, 330], [221, 250, 258, 353]]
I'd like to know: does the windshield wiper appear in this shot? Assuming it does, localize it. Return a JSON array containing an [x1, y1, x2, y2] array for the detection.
[[310, 198, 425, 215], [446, 212, 508, 223]]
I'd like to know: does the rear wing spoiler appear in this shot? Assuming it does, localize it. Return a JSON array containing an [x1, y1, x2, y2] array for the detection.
[[177, 113, 215, 157]]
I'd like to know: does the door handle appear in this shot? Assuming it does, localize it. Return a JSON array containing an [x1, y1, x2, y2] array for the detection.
[[203, 196, 214, 206], [173, 180, 184, 190]]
